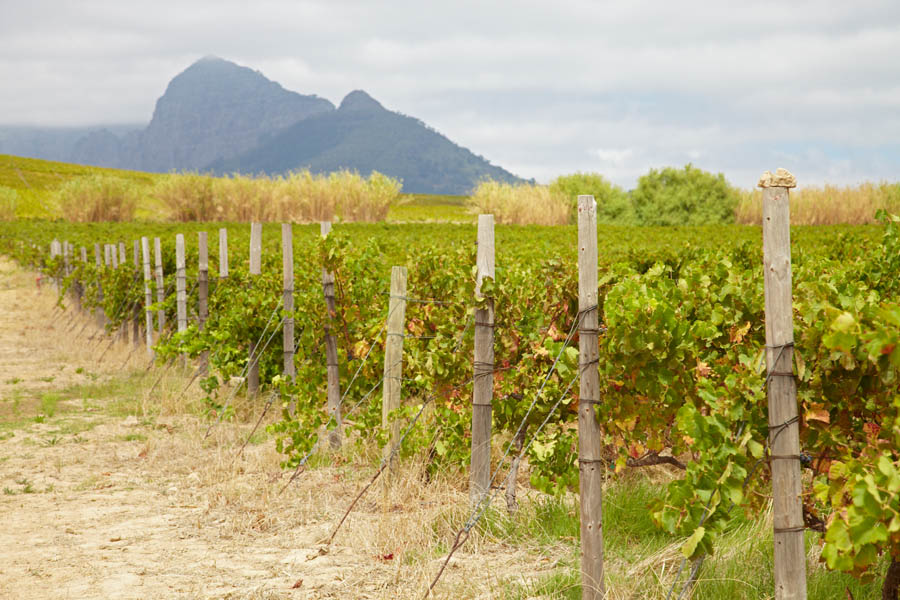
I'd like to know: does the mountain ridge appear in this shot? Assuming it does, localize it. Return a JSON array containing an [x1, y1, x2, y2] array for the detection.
[[1, 57, 524, 194]]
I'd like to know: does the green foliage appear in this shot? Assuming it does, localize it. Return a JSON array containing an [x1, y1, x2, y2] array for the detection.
[[549, 173, 632, 224], [7, 214, 900, 592], [631, 164, 739, 226]]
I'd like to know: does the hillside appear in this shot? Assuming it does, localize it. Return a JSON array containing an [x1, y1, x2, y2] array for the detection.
[[210, 90, 521, 195]]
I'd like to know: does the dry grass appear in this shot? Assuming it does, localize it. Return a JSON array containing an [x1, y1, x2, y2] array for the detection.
[[735, 182, 900, 225], [153, 172, 218, 221], [467, 180, 570, 226], [55, 175, 138, 222], [152, 170, 401, 223]]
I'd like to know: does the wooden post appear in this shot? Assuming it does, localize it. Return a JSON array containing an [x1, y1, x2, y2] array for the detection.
[[470, 214, 495, 503], [118, 242, 125, 267], [248, 222, 262, 396], [577, 195, 604, 600], [141, 237, 154, 358], [218, 228, 228, 279], [110, 244, 118, 269], [198, 232, 209, 373], [760, 168, 806, 600], [77, 246, 87, 312], [382, 266, 407, 470], [104, 244, 111, 268], [154, 238, 165, 338], [95, 243, 105, 329], [282, 224, 295, 381], [321, 222, 342, 449], [132, 240, 141, 347], [175, 234, 187, 365], [50, 239, 60, 294]]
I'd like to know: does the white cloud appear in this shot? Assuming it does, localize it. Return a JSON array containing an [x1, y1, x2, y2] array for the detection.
[[1, 0, 899, 187]]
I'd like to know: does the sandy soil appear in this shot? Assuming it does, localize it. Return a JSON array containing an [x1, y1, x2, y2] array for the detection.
[[0, 258, 553, 600]]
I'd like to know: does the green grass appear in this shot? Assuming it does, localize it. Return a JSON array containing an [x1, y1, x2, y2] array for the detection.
[[1, 154, 471, 222], [494, 477, 887, 599], [0, 153, 158, 219]]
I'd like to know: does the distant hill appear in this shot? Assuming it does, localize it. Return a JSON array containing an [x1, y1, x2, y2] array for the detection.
[[2, 56, 524, 194], [210, 90, 521, 194]]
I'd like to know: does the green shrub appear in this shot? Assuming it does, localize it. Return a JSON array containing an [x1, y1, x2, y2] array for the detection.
[[549, 172, 632, 224], [631, 164, 738, 226]]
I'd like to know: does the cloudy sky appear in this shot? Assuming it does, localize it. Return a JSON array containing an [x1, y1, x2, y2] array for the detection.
[[3, 0, 900, 188]]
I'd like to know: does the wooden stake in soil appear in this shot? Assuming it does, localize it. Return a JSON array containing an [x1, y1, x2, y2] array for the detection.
[[470, 214, 495, 504], [175, 233, 187, 364], [282, 224, 295, 381], [141, 237, 154, 358], [218, 228, 228, 279], [382, 266, 407, 472], [94, 243, 105, 329], [577, 195, 605, 600], [248, 222, 262, 396], [198, 231, 209, 373], [50, 239, 60, 294], [759, 168, 807, 600], [154, 238, 165, 338], [132, 239, 141, 347], [321, 221, 342, 449]]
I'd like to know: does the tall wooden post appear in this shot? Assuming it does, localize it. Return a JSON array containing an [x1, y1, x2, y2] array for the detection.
[[132, 240, 141, 347], [175, 233, 187, 365], [141, 237, 154, 358], [321, 222, 342, 449], [50, 240, 60, 294], [760, 168, 806, 600], [218, 228, 228, 279], [248, 222, 262, 396], [470, 214, 495, 503], [94, 243, 105, 329], [118, 242, 125, 267], [382, 266, 407, 471], [282, 224, 295, 381], [154, 238, 165, 338], [198, 232, 209, 373], [577, 195, 604, 600]]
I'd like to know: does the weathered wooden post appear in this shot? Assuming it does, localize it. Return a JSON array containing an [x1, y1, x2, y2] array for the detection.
[[577, 195, 604, 600], [154, 238, 165, 338], [382, 266, 407, 471], [132, 240, 141, 347], [282, 224, 295, 381], [50, 239, 60, 294], [118, 241, 125, 267], [321, 222, 342, 449], [141, 237, 154, 358], [760, 168, 806, 600], [248, 222, 262, 396], [62, 241, 70, 300], [198, 231, 209, 373], [470, 214, 495, 504], [94, 243, 105, 329], [218, 228, 228, 279], [175, 233, 187, 365]]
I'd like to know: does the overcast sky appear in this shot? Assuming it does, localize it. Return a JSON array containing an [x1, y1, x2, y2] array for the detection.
[[2, 0, 900, 188]]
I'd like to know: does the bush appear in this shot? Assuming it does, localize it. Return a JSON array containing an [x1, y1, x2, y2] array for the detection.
[[153, 172, 217, 221], [631, 164, 738, 226], [467, 180, 569, 226], [549, 172, 632, 224], [56, 175, 138, 222]]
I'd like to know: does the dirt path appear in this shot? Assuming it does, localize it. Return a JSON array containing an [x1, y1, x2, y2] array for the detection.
[[0, 258, 549, 599]]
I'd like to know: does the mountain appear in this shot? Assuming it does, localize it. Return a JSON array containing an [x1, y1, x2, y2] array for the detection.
[[4, 57, 524, 194], [210, 90, 521, 194], [136, 56, 334, 172]]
